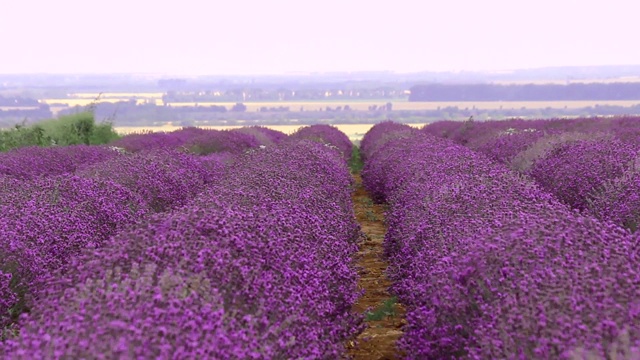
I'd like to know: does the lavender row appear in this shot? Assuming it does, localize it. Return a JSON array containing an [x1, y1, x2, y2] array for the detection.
[[425, 117, 640, 231], [0, 124, 348, 180], [109, 124, 352, 161], [2, 139, 362, 358], [0, 145, 120, 180], [361, 122, 640, 359], [0, 126, 278, 180], [111, 126, 270, 154], [423, 116, 640, 149], [288, 124, 353, 162]]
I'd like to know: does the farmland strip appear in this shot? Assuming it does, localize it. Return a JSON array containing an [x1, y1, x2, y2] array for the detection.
[[348, 172, 406, 360]]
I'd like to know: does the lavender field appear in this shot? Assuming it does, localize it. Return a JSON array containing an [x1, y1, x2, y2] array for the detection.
[[362, 117, 640, 358], [2, 117, 640, 359], [0, 125, 362, 358]]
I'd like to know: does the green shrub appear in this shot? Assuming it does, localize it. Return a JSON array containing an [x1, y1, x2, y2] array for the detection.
[[0, 112, 120, 151], [365, 297, 397, 321]]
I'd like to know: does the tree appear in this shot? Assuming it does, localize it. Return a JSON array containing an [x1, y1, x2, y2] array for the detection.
[[231, 103, 247, 112]]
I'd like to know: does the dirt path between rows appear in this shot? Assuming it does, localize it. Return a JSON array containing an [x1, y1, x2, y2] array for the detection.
[[347, 174, 406, 359]]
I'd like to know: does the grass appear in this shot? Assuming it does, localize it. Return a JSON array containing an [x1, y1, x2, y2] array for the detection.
[[365, 210, 378, 222], [349, 146, 363, 174], [365, 297, 398, 321], [360, 197, 374, 207]]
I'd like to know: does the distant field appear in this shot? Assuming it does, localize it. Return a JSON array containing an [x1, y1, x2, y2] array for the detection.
[[0, 106, 40, 111], [165, 101, 396, 111], [394, 100, 640, 110], [494, 76, 640, 85], [41, 98, 149, 107], [41, 96, 640, 112], [114, 123, 428, 141], [72, 92, 164, 99]]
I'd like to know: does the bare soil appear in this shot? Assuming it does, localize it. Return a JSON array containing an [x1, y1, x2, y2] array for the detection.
[[347, 174, 406, 360]]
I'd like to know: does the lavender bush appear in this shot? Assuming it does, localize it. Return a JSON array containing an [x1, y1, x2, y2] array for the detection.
[[428, 117, 640, 230], [474, 128, 546, 164], [0, 175, 147, 327], [79, 149, 218, 213], [510, 131, 611, 173], [359, 121, 418, 162], [529, 138, 638, 210], [233, 126, 288, 146], [111, 128, 263, 155], [184, 129, 260, 155], [589, 164, 640, 231]]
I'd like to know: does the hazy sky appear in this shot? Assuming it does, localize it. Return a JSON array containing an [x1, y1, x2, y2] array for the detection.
[[1, 0, 638, 75]]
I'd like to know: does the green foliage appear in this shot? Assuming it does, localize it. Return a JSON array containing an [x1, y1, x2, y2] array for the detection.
[[365, 297, 397, 321], [360, 196, 373, 207], [0, 121, 45, 151], [38, 112, 95, 145], [349, 146, 363, 174], [91, 121, 121, 144], [1, 323, 19, 342], [0, 112, 120, 152]]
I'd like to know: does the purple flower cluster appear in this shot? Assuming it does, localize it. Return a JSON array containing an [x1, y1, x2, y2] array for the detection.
[[362, 122, 640, 358], [79, 149, 220, 213], [589, 165, 640, 231], [182, 129, 260, 155], [0, 175, 148, 328], [0, 145, 118, 180], [474, 128, 546, 165], [2, 140, 362, 358], [288, 124, 353, 162]]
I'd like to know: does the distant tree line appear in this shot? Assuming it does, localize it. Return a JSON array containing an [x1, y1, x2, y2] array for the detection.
[[53, 100, 640, 127], [7, 97, 640, 129], [0, 96, 51, 126], [58, 100, 249, 125], [162, 86, 404, 103], [408, 83, 640, 101], [0, 95, 40, 106], [0, 106, 53, 127]]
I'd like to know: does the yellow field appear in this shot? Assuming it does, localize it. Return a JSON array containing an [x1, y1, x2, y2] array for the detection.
[[160, 99, 640, 111], [0, 106, 40, 111], [41, 98, 149, 106], [494, 76, 640, 85], [114, 123, 428, 141], [391, 100, 640, 110], [71, 92, 164, 99]]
